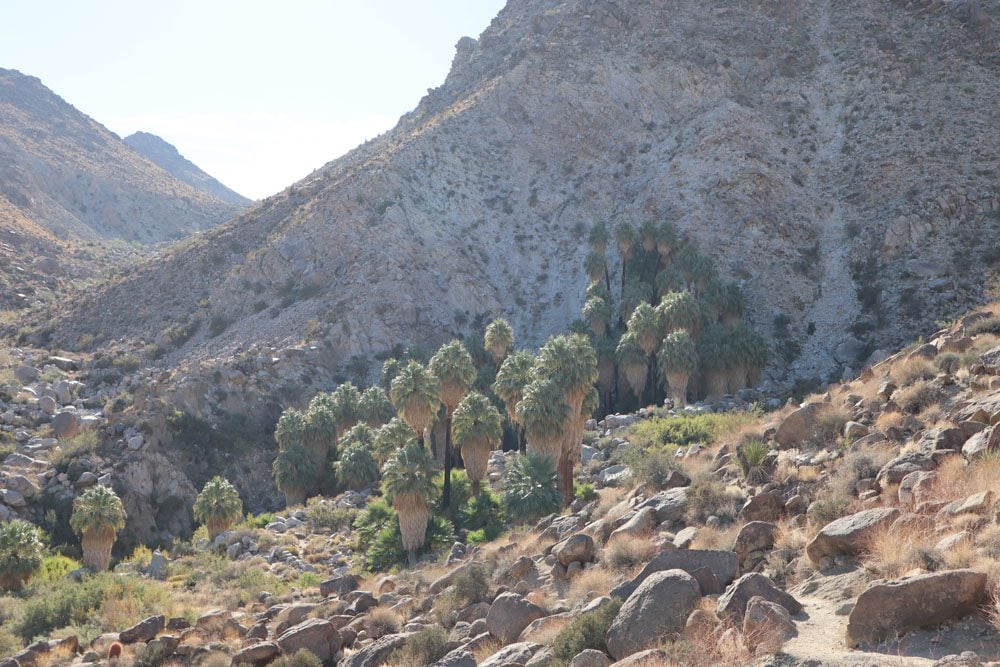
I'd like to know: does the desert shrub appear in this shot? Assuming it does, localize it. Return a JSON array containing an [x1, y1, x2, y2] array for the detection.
[[270, 650, 322, 667], [208, 315, 232, 337], [364, 515, 456, 572], [627, 410, 760, 449], [390, 627, 449, 666], [456, 491, 504, 542], [891, 358, 936, 386], [433, 562, 492, 623], [737, 439, 772, 484], [134, 640, 174, 667], [0, 519, 45, 590], [239, 512, 275, 530], [624, 446, 679, 489], [551, 599, 622, 661], [809, 408, 850, 447], [808, 497, 851, 525], [0, 627, 20, 660], [365, 608, 403, 639], [52, 430, 101, 466], [574, 482, 599, 502], [35, 555, 80, 584], [685, 474, 741, 524], [604, 535, 657, 571], [936, 352, 961, 374], [113, 354, 142, 372], [969, 316, 1000, 336], [894, 379, 941, 414], [503, 453, 562, 523], [305, 501, 356, 532]]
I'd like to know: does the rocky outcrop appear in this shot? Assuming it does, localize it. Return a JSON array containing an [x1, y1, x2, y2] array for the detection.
[[606, 569, 702, 660], [806, 508, 900, 565]]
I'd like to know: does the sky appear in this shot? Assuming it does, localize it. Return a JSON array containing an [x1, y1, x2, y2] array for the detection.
[[1, 1, 506, 200]]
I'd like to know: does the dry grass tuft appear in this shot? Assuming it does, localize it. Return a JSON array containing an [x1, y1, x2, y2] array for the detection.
[[564, 566, 619, 607], [690, 524, 740, 551], [365, 608, 403, 639], [603, 534, 658, 572], [890, 358, 937, 386], [893, 379, 941, 414]]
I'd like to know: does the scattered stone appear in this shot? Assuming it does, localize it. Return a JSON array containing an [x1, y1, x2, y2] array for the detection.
[[611, 549, 738, 599]]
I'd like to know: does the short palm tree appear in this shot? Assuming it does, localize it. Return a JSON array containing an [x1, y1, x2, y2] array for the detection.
[[373, 417, 418, 466], [389, 361, 440, 450], [656, 221, 677, 257], [484, 319, 514, 365], [586, 280, 611, 303], [675, 243, 716, 294], [721, 282, 745, 326], [616, 331, 648, 400], [503, 453, 562, 524], [656, 268, 685, 299], [628, 302, 663, 404], [273, 443, 314, 507], [620, 277, 651, 323], [658, 290, 702, 336], [615, 222, 637, 260], [583, 295, 612, 337], [329, 383, 361, 434], [429, 341, 476, 509], [698, 323, 733, 398], [451, 392, 503, 495], [0, 519, 44, 590], [657, 330, 699, 407], [380, 358, 402, 391], [304, 394, 338, 470], [193, 476, 243, 540], [339, 423, 376, 450], [589, 222, 609, 255], [70, 485, 126, 572], [274, 408, 308, 451], [516, 377, 569, 465], [381, 441, 437, 566], [493, 350, 536, 452], [357, 386, 395, 427], [639, 220, 658, 253], [336, 443, 380, 490], [584, 251, 606, 283]]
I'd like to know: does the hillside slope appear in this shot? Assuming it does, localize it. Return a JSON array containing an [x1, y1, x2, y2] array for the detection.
[[49, 0, 1000, 385], [125, 131, 250, 207], [0, 68, 245, 243]]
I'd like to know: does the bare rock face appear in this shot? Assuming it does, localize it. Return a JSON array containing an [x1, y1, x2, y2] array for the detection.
[[275, 619, 343, 664], [806, 508, 900, 565], [846, 570, 988, 647], [774, 403, 835, 448], [606, 569, 702, 660], [611, 549, 738, 600], [485, 592, 547, 645]]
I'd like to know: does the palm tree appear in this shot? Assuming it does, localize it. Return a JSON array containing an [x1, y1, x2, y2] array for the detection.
[[0, 519, 44, 590], [381, 441, 437, 566], [516, 377, 569, 466], [451, 392, 502, 495], [639, 220, 658, 254], [484, 319, 515, 366], [589, 222, 609, 256], [584, 251, 606, 283], [698, 323, 733, 399], [616, 331, 648, 400], [721, 283, 745, 326], [357, 386, 395, 427], [592, 334, 617, 416], [615, 222, 637, 261], [273, 443, 313, 507], [658, 290, 702, 337], [329, 383, 361, 435], [374, 417, 418, 466], [429, 341, 476, 509], [627, 302, 663, 404], [380, 358, 402, 391], [582, 295, 612, 336], [193, 477, 243, 540], [502, 453, 562, 523], [336, 443, 380, 490], [656, 221, 677, 257], [586, 280, 611, 303], [620, 277, 651, 323], [339, 423, 376, 449], [70, 485, 126, 572], [656, 268, 685, 300], [304, 394, 338, 471], [537, 335, 598, 504], [493, 350, 536, 453], [274, 408, 307, 451], [389, 360, 440, 450], [657, 330, 699, 407]]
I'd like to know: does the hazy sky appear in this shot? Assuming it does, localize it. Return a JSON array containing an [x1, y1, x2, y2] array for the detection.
[[1, 1, 506, 200]]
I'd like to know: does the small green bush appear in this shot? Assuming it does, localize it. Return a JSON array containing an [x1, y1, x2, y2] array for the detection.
[[134, 640, 174, 667], [503, 453, 562, 524], [808, 497, 851, 525], [627, 410, 761, 449], [574, 482, 599, 502], [390, 627, 449, 665], [551, 599, 622, 661], [624, 446, 679, 489], [361, 511, 456, 572], [239, 512, 275, 530], [457, 490, 504, 541], [969, 317, 1000, 336], [305, 502, 356, 532]]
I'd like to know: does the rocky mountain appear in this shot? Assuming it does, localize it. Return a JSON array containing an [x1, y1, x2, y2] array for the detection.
[[124, 131, 250, 207], [48, 0, 1000, 386], [0, 68, 246, 244]]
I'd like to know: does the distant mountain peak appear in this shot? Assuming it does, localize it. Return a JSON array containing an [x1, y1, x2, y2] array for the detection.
[[125, 132, 250, 207]]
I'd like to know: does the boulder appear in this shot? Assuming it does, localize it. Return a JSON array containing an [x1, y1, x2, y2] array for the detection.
[[570, 649, 612, 667], [898, 471, 937, 507], [806, 508, 900, 565], [119, 615, 165, 644], [276, 619, 342, 664], [638, 487, 688, 523], [485, 592, 546, 644], [320, 573, 360, 597], [606, 569, 701, 660], [51, 411, 81, 440], [742, 596, 796, 652], [876, 453, 935, 486], [610, 549, 738, 600], [739, 492, 784, 522], [607, 507, 658, 541], [733, 521, 778, 568], [430, 560, 481, 594], [962, 425, 999, 460], [232, 642, 280, 666], [774, 403, 833, 448], [553, 533, 595, 566], [846, 570, 987, 647], [608, 649, 671, 665], [479, 642, 544, 667], [432, 650, 477, 667], [716, 573, 801, 623]]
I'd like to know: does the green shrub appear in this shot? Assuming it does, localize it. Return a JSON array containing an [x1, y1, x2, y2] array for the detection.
[[936, 352, 961, 374], [134, 640, 174, 667], [270, 649, 322, 667], [623, 446, 679, 489], [503, 453, 562, 524], [685, 474, 741, 524], [361, 511, 456, 572], [627, 410, 761, 449], [969, 317, 1000, 336], [808, 497, 851, 525], [240, 512, 275, 530], [51, 431, 101, 467], [456, 490, 504, 541], [737, 439, 771, 485], [305, 502, 356, 532], [551, 599, 622, 661], [0, 519, 45, 590], [574, 482, 599, 502], [35, 555, 79, 584], [390, 627, 450, 665]]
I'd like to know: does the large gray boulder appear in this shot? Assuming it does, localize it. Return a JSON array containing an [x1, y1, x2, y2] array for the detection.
[[553, 533, 595, 565], [716, 573, 801, 623], [806, 507, 900, 565], [479, 642, 544, 667], [119, 615, 164, 644], [611, 549, 738, 600], [276, 619, 343, 664], [876, 453, 935, 486], [639, 487, 689, 523], [606, 569, 701, 660], [962, 424, 999, 460], [743, 596, 796, 653], [774, 402, 833, 448], [485, 592, 546, 644], [846, 570, 987, 647]]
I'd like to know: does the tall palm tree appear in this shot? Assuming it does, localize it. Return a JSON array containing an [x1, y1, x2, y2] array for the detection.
[[584, 251, 606, 283], [373, 416, 418, 466], [193, 476, 243, 540], [592, 334, 617, 416], [537, 334, 598, 504], [336, 442, 380, 490], [429, 341, 476, 509], [357, 386, 395, 427], [493, 350, 536, 453], [583, 295, 612, 337], [698, 323, 733, 399], [381, 441, 437, 566], [656, 268, 685, 300], [0, 519, 44, 591], [274, 409, 307, 451], [639, 220, 658, 254], [516, 377, 569, 466], [616, 331, 648, 401], [620, 277, 651, 323], [70, 485, 126, 572], [484, 319, 514, 366], [656, 221, 677, 257], [389, 361, 440, 451], [658, 290, 702, 337], [304, 394, 338, 471], [721, 283, 745, 326], [451, 392, 502, 495], [329, 383, 361, 435], [273, 443, 313, 507], [627, 302, 663, 405], [657, 330, 699, 407], [589, 222, 609, 256], [380, 358, 402, 391]]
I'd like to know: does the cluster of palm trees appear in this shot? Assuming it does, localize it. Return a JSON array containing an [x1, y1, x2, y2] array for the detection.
[[581, 221, 768, 413]]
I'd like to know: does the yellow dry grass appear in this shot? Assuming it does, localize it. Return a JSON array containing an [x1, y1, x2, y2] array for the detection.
[[564, 566, 618, 607], [690, 524, 740, 551]]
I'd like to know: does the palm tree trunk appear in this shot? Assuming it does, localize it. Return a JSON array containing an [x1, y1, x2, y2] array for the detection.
[[645, 355, 655, 407], [442, 414, 453, 510], [82, 530, 114, 572], [519, 425, 526, 454]]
